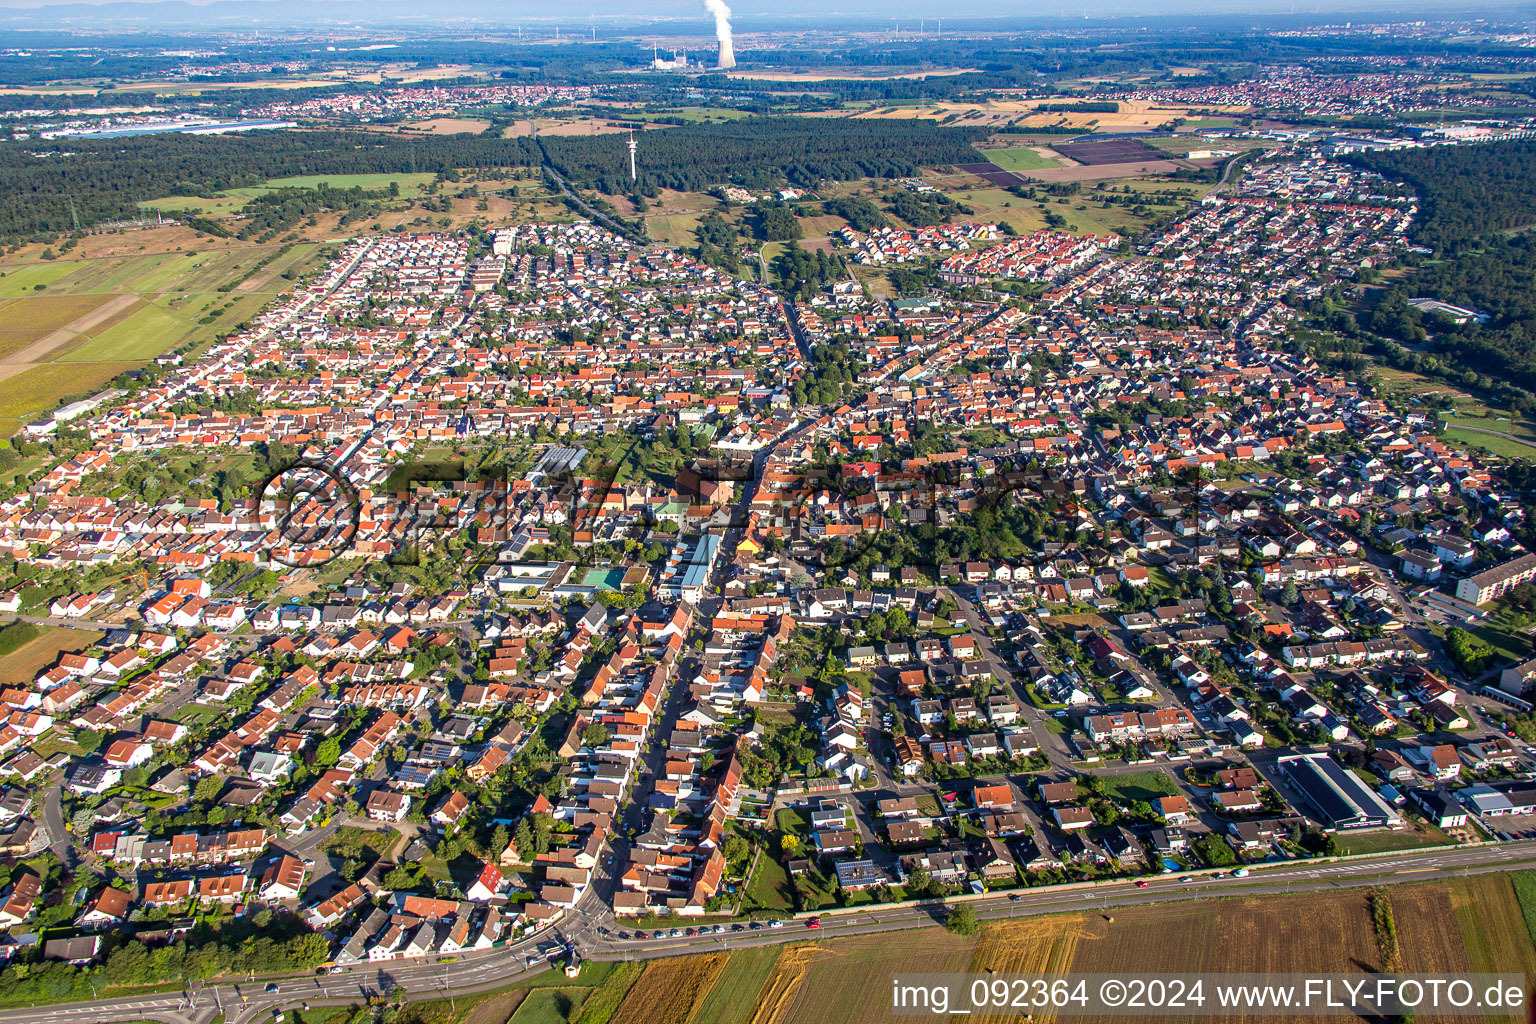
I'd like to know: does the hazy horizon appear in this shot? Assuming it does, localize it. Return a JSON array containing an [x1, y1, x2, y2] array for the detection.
[[0, 0, 1529, 21]]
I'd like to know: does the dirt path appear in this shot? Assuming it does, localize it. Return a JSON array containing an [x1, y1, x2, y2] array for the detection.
[[0, 292, 140, 382]]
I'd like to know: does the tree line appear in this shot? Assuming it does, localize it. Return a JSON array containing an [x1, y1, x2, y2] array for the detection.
[[542, 117, 985, 195], [1348, 140, 1536, 248], [0, 130, 541, 239]]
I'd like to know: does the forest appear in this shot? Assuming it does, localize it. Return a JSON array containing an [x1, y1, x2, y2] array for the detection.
[[0, 131, 541, 238], [542, 117, 986, 195], [1367, 232, 1536, 395], [1349, 142, 1536, 396], [1349, 140, 1536, 248]]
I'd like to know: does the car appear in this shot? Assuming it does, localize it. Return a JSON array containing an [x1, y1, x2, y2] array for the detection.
[[1008, 893, 1023, 901], [1179, 875, 1194, 882], [732, 923, 744, 932], [685, 928, 696, 937], [806, 917, 821, 930], [749, 921, 763, 930], [1210, 872, 1223, 879], [713, 924, 725, 933], [329, 966, 345, 975], [670, 928, 682, 937], [265, 983, 279, 993], [769, 920, 784, 929], [1233, 868, 1250, 878], [1135, 880, 1150, 888]]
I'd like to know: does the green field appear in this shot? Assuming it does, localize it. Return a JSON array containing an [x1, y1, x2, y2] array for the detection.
[[259, 171, 437, 196], [0, 241, 322, 435], [59, 303, 185, 362], [141, 171, 437, 219], [1104, 770, 1181, 802], [689, 945, 781, 1024], [510, 987, 592, 1024], [983, 146, 1067, 171], [644, 211, 705, 246], [0, 262, 84, 295], [1442, 426, 1536, 460]]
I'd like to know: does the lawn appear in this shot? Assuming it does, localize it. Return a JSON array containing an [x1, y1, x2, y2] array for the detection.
[[1103, 770, 1181, 802], [743, 849, 794, 912], [1335, 824, 1456, 856], [1442, 426, 1536, 460], [983, 146, 1066, 171]]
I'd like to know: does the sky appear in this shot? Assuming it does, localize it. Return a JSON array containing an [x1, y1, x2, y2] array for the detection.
[[0, 0, 1504, 15]]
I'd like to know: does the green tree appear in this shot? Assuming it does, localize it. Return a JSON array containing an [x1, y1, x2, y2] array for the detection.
[[314, 736, 341, 767], [946, 904, 979, 935]]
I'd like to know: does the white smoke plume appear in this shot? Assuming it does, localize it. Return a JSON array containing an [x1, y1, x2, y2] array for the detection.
[[704, 0, 735, 69]]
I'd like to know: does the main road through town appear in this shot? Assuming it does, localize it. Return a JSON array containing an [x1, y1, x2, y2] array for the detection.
[[8, 839, 1535, 1024]]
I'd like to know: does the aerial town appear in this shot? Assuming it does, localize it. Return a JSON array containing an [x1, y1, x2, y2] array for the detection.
[[3, 8, 1536, 1022], [0, 133, 1531, 990]]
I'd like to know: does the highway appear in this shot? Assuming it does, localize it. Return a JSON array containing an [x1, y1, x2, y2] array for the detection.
[[8, 839, 1533, 1024]]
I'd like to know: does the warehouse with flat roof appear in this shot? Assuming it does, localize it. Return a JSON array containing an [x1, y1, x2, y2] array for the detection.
[[1278, 752, 1401, 831]]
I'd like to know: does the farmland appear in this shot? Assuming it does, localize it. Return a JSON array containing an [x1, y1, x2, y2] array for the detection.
[[1449, 874, 1536, 981], [0, 241, 322, 434], [607, 953, 728, 1024], [778, 930, 978, 1024], [690, 946, 782, 1024], [980, 146, 1070, 172], [0, 626, 103, 686]]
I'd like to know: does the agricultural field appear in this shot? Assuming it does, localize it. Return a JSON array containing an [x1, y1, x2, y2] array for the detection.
[[967, 917, 1086, 1024], [777, 930, 978, 1024], [978, 146, 1071, 171], [690, 946, 782, 1024], [0, 625, 103, 686], [0, 241, 322, 434], [1386, 885, 1474, 977], [1068, 890, 1383, 977], [1449, 874, 1536, 981], [608, 953, 728, 1024]]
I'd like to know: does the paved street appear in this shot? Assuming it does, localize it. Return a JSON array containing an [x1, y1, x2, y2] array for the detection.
[[6, 838, 1532, 1024]]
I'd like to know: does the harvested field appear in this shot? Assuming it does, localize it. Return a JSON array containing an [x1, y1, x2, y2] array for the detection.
[[609, 953, 728, 1024], [1055, 138, 1162, 165], [780, 930, 977, 1024], [747, 945, 837, 1024], [462, 988, 529, 1024], [969, 917, 1086, 1024], [0, 626, 103, 686], [1069, 889, 1382, 973], [1449, 874, 1536, 981], [1021, 161, 1185, 183], [691, 946, 781, 1024], [1385, 885, 1473, 1024], [405, 117, 492, 135]]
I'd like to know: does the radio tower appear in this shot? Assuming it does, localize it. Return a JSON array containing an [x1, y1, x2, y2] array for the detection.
[[627, 131, 638, 182]]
